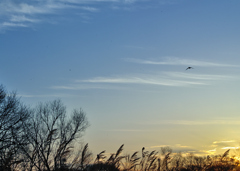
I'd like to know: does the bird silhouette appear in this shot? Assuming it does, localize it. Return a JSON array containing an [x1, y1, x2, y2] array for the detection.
[[186, 67, 194, 70]]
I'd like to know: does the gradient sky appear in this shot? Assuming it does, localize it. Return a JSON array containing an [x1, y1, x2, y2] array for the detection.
[[1, 0, 240, 157]]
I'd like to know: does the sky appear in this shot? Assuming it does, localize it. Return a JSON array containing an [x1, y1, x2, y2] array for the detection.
[[1, 0, 240, 157]]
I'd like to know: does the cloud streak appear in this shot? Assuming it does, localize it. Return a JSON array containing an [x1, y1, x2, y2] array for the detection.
[[165, 72, 236, 80], [10, 15, 39, 23], [0, 0, 145, 31], [18, 93, 78, 98], [79, 75, 207, 87], [50, 71, 235, 91], [213, 140, 236, 144], [208, 140, 240, 155], [126, 57, 240, 67], [51, 84, 128, 90], [136, 118, 240, 126], [77, 71, 234, 87], [162, 120, 240, 125]]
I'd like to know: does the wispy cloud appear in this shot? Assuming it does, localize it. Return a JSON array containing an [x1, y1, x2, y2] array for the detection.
[[134, 118, 240, 126], [222, 147, 239, 150], [146, 141, 240, 156], [150, 140, 240, 156], [18, 93, 80, 98], [51, 84, 127, 90], [0, 1, 63, 31], [2, 22, 27, 28], [150, 144, 192, 149], [78, 71, 234, 87], [79, 76, 207, 87], [126, 57, 239, 67], [154, 119, 240, 125], [0, 0, 147, 31], [10, 15, 39, 23], [213, 140, 236, 144], [207, 140, 240, 155], [50, 70, 235, 91], [165, 72, 236, 80], [104, 129, 149, 132]]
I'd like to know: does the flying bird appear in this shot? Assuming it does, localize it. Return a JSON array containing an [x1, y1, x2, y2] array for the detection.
[[186, 67, 194, 70]]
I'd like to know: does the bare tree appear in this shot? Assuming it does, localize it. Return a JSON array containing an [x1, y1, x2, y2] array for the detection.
[[16, 99, 89, 171], [0, 85, 30, 171]]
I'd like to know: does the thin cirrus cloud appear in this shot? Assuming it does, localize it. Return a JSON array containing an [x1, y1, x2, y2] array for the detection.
[[0, 1, 63, 30], [162, 120, 240, 125], [18, 93, 79, 98], [148, 144, 220, 156], [0, 0, 142, 31], [79, 76, 207, 87], [2, 22, 27, 27], [126, 57, 240, 67], [150, 141, 239, 155], [51, 77, 206, 91], [50, 71, 234, 91], [50, 57, 237, 91], [51, 84, 128, 90], [10, 15, 39, 23], [165, 72, 236, 80], [209, 140, 240, 153], [78, 71, 234, 87], [150, 144, 192, 149], [134, 118, 240, 126], [222, 147, 239, 149], [213, 140, 236, 144]]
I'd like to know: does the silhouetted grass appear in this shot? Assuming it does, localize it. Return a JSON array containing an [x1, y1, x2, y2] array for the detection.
[[77, 144, 240, 171]]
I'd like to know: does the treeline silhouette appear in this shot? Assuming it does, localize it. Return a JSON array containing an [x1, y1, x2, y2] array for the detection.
[[1, 84, 240, 171]]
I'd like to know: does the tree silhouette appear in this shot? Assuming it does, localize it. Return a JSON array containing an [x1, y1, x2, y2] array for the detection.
[[0, 85, 30, 170], [16, 99, 89, 171]]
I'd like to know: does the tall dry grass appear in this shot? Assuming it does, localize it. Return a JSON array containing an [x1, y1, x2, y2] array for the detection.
[[81, 144, 240, 171]]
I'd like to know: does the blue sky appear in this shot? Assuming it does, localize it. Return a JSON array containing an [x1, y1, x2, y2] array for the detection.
[[1, 0, 240, 156]]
